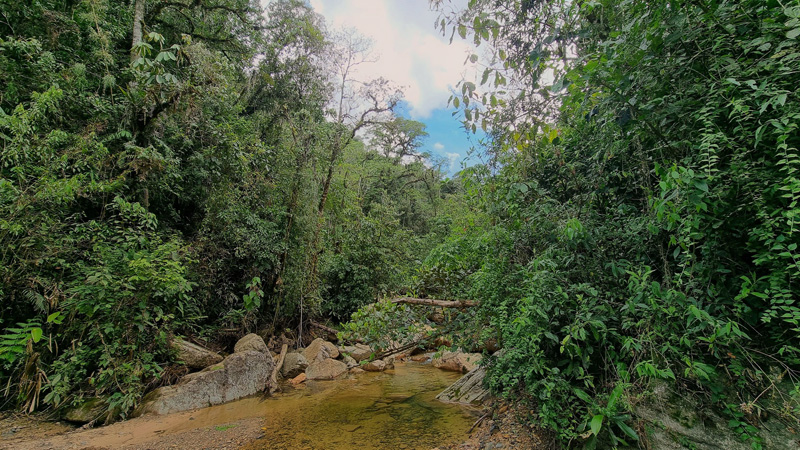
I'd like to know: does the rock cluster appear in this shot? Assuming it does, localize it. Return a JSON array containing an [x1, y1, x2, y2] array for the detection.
[[132, 331, 496, 420], [134, 334, 273, 416]]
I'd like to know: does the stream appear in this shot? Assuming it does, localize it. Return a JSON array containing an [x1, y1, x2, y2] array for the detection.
[[4, 362, 479, 450], [237, 362, 478, 449]]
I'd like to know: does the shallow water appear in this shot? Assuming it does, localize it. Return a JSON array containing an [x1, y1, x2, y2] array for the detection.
[[222, 362, 480, 450]]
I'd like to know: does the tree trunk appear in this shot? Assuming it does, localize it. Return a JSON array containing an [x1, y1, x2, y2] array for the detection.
[[131, 0, 145, 62], [390, 297, 479, 308], [269, 344, 288, 394]]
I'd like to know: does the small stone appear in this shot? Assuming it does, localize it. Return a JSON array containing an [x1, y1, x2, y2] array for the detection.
[[290, 373, 307, 385]]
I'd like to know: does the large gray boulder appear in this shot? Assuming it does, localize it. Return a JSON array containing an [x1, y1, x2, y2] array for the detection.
[[305, 358, 347, 380], [172, 338, 223, 370], [234, 333, 268, 355], [302, 338, 339, 362], [281, 352, 309, 378], [134, 350, 273, 416]]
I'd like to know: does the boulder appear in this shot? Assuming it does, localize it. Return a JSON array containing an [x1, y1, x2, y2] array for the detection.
[[234, 333, 268, 355], [342, 353, 358, 369], [281, 352, 309, 378], [636, 381, 800, 450], [63, 398, 109, 424], [305, 358, 348, 380], [383, 356, 395, 370], [436, 365, 492, 405], [350, 367, 365, 374], [347, 343, 373, 362], [172, 338, 223, 370], [363, 359, 386, 372], [302, 338, 339, 362], [432, 351, 482, 373], [339, 345, 357, 355], [134, 350, 273, 416]]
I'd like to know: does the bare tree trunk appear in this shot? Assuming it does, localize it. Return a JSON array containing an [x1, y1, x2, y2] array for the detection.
[[269, 344, 288, 394], [390, 297, 479, 308], [131, 0, 145, 62]]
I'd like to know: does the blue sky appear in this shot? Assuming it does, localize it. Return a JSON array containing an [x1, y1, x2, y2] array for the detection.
[[394, 101, 484, 176], [304, 0, 483, 176]]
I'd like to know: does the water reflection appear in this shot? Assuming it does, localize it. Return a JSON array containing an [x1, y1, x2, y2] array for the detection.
[[237, 362, 478, 450]]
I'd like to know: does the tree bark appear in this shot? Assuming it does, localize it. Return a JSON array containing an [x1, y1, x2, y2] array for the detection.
[[269, 343, 288, 394], [131, 0, 146, 62], [390, 297, 479, 308]]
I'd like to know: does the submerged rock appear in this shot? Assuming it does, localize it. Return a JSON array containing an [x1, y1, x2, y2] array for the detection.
[[234, 333, 269, 355], [172, 338, 223, 370], [305, 358, 348, 380], [134, 350, 273, 416], [281, 352, 309, 378]]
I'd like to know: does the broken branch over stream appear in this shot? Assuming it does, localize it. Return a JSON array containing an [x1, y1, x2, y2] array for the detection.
[[390, 297, 478, 308]]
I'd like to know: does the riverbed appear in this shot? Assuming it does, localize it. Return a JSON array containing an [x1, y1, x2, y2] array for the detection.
[[2, 362, 478, 450]]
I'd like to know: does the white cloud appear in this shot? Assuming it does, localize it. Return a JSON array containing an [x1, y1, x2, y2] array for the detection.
[[307, 0, 474, 118], [433, 142, 445, 150], [445, 151, 460, 172]]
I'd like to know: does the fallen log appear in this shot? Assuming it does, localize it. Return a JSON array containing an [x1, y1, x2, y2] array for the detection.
[[309, 321, 339, 337], [390, 297, 478, 308], [269, 343, 288, 394]]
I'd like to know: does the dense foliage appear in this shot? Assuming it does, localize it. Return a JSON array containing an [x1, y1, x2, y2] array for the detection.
[[0, 0, 462, 419], [3, 0, 799, 447], [414, 0, 800, 446]]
